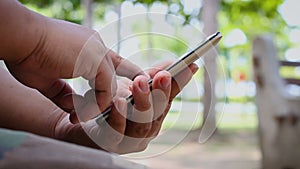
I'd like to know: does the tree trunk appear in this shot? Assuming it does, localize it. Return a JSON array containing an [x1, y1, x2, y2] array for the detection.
[[82, 0, 94, 28], [198, 0, 220, 142], [115, 4, 122, 54]]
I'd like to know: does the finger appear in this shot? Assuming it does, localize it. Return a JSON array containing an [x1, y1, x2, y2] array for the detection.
[[145, 62, 197, 139], [76, 89, 101, 122], [94, 98, 127, 152], [41, 80, 75, 113], [170, 63, 199, 99], [122, 75, 154, 140], [143, 71, 172, 139], [152, 70, 172, 101], [132, 75, 151, 112], [146, 116, 165, 138], [130, 75, 153, 124], [51, 87, 85, 114], [119, 118, 153, 153], [105, 98, 127, 145], [75, 77, 131, 123], [89, 56, 117, 113], [37, 79, 75, 112], [76, 36, 117, 121], [151, 70, 172, 121], [115, 77, 132, 98], [108, 50, 148, 80], [125, 121, 152, 139]]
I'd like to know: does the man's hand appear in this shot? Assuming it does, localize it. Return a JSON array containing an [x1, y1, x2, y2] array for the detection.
[[54, 62, 198, 154]]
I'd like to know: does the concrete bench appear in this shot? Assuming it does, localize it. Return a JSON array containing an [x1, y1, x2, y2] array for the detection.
[[252, 35, 300, 169]]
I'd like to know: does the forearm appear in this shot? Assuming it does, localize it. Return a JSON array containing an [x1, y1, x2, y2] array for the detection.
[[0, 0, 45, 62], [0, 68, 64, 138]]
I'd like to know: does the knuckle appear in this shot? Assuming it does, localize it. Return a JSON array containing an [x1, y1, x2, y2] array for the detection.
[[116, 55, 124, 63], [113, 54, 124, 65]]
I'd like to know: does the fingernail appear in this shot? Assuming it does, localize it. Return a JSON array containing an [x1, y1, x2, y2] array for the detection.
[[139, 78, 149, 93], [190, 64, 199, 74], [192, 65, 199, 74], [159, 76, 171, 89]]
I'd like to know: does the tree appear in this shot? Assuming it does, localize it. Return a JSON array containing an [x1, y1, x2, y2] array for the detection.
[[197, 0, 220, 141], [81, 0, 94, 28]]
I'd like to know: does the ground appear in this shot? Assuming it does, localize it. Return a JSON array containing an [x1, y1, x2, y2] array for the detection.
[[127, 129, 261, 169]]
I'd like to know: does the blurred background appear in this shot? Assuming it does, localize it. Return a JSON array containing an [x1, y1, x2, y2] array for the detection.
[[16, 0, 300, 168]]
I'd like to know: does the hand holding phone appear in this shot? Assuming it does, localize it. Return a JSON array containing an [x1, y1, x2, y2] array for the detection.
[[94, 32, 222, 125]]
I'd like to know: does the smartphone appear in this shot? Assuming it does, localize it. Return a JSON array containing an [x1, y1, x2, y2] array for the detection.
[[94, 32, 222, 125]]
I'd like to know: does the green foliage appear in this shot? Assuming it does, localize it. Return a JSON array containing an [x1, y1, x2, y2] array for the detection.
[[20, 0, 83, 23], [19, 0, 54, 8], [132, 0, 169, 5], [220, 0, 285, 40], [218, 0, 288, 81]]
